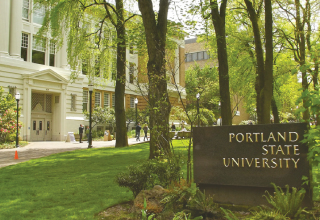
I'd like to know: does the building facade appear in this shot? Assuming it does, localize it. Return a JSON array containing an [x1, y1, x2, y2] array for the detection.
[[0, 0, 186, 141], [184, 37, 250, 125]]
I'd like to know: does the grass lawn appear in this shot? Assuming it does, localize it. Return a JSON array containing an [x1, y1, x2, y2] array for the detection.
[[0, 140, 191, 220]]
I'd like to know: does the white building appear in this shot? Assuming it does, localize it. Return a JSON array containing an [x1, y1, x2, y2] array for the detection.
[[0, 0, 186, 141]]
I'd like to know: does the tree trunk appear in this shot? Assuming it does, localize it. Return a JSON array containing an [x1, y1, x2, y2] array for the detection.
[[295, 0, 309, 121], [115, 0, 128, 147], [245, 0, 273, 124], [210, 0, 232, 125], [138, 0, 171, 159], [263, 0, 273, 124]]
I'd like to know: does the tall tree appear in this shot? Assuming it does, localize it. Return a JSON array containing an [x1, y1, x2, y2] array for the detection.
[[36, 0, 139, 147], [244, 0, 273, 124], [209, 0, 232, 125], [137, 0, 171, 159], [275, 0, 319, 121]]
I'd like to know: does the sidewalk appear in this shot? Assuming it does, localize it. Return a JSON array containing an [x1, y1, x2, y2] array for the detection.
[[0, 138, 148, 169]]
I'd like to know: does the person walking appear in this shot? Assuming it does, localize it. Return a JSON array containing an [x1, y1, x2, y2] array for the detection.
[[79, 124, 84, 143], [136, 123, 141, 141], [143, 124, 148, 141], [171, 122, 176, 131]]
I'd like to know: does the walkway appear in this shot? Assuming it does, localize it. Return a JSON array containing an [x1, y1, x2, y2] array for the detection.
[[0, 138, 148, 169]]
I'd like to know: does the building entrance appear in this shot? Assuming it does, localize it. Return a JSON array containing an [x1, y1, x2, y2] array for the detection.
[[31, 118, 52, 141], [30, 92, 53, 141]]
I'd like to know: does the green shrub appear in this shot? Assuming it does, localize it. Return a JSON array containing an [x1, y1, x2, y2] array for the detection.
[[263, 183, 306, 218], [187, 189, 219, 219], [250, 208, 289, 220], [115, 157, 181, 197], [161, 180, 197, 211], [172, 211, 203, 220], [220, 208, 239, 220]]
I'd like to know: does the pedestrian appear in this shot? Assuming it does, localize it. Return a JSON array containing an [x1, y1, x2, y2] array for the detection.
[[171, 122, 176, 131], [79, 124, 84, 143], [143, 124, 148, 141], [136, 123, 141, 141]]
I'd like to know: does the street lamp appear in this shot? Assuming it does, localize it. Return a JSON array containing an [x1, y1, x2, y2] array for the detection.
[[135, 98, 138, 137], [196, 93, 200, 127], [218, 101, 221, 126], [88, 84, 93, 148], [15, 92, 20, 148]]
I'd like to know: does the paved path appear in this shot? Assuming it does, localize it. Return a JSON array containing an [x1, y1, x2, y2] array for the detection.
[[0, 138, 148, 169]]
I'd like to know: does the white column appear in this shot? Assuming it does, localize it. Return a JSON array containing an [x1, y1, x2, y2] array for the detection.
[[0, 0, 10, 56], [60, 85, 67, 140], [10, 0, 23, 58]]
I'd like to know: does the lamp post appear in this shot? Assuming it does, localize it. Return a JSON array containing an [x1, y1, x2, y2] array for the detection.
[[135, 98, 138, 137], [218, 101, 221, 126], [15, 92, 20, 148], [88, 84, 93, 148], [196, 93, 200, 127]]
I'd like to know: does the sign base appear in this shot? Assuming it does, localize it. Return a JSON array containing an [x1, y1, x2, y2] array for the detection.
[[199, 184, 312, 207]]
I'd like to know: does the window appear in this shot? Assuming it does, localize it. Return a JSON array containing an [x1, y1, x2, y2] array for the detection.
[[112, 93, 115, 108], [104, 93, 109, 108], [33, 121, 36, 130], [33, 3, 45, 25], [130, 97, 135, 109], [49, 42, 55, 67], [82, 91, 88, 112], [129, 62, 134, 84], [71, 94, 76, 111], [22, 0, 30, 21], [8, 86, 16, 99], [32, 36, 45, 64], [39, 121, 43, 130], [185, 51, 210, 62], [186, 53, 192, 62], [21, 33, 29, 61], [192, 53, 197, 61], [95, 92, 101, 107]]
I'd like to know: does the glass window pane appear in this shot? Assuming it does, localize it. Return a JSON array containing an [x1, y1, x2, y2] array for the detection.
[[192, 53, 197, 61], [32, 37, 45, 64], [22, 0, 29, 21], [104, 93, 109, 107], [33, 121, 36, 130], [47, 121, 50, 130], [21, 33, 28, 61], [187, 54, 192, 62], [198, 52, 203, 60], [95, 92, 100, 107], [39, 121, 42, 130], [33, 4, 45, 25]]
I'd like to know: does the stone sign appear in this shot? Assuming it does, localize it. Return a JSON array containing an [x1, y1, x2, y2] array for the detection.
[[193, 123, 310, 205]]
